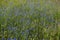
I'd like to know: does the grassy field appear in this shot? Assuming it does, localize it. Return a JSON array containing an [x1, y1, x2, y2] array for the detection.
[[0, 0, 60, 40]]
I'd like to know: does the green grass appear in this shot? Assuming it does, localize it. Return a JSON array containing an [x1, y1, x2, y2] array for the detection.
[[0, 0, 60, 40]]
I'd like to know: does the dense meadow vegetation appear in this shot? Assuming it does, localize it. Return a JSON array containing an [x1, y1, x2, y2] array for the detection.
[[0, 0, 60, 40]]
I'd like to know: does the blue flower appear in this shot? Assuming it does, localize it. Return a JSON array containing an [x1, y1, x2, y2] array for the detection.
[[21, 32, 25, 35], [25, 30, 29, 33], [7, 38, 11, 40], [14, 38, 16, 40], [2, 38, 5, 40]]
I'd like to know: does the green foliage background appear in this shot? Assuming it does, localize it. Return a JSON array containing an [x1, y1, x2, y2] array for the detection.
[[0, 0, 60, 40]]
